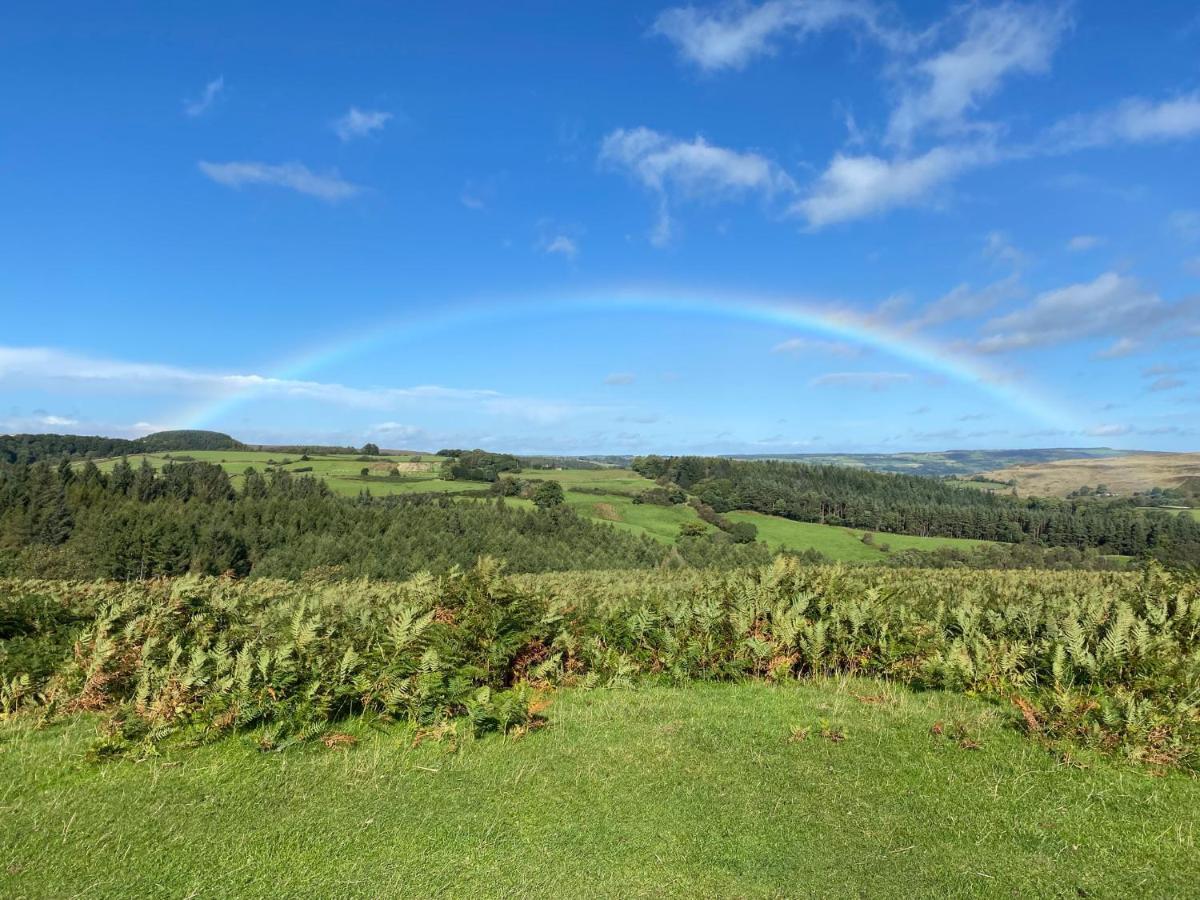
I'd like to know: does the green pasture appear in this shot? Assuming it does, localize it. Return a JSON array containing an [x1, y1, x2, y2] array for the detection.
[[563, 491, 715, 543], [726, 511, 994, 561], [86, 450, 478, 497], [2, 680, 1195, 898], [521, 467, 656, 494]]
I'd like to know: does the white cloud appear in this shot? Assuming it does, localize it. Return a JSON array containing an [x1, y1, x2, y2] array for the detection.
[[333, 107, 393, 142], [601, 127, 794, 199], [771, 336, 862, 357], [604, 372, 637, 385], [197, 161, 361, 201], [540, 235, 579, 260], [982, 230, 1025, 269], [886, 3, 1068, 147], [976, 272, 1200, 353], [906, 273, 1021, 330], [0, 346, 495, 409], [0, 347, 603, 427], [1086, 423, 1130, 437], [1067, 234, 1104, 252], [547, 234, 578, 259], [184, 76, 224, 117], [809, 371, 912, 390], [1094, 337, 1140, 359], [795, 143, 993, 227], [1046, 93, 1200, 151], [39, 415, 78, 426], [1148, 376, 1186, 392], [651, 0, 901, 72], [601, 127, 795, 241]]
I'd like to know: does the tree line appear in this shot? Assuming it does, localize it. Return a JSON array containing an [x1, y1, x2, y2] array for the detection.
[[0, 458, 771, 580], [0, 430, 242, 464]]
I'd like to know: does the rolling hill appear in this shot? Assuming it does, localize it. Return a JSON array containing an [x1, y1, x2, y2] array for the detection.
[[979, 452, 1200, 499]]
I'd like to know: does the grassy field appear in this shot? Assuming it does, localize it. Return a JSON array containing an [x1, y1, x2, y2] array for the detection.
[[980, 452, 1200, 498], [726, 510, 993, 561], [2, 680, 1196, 898]]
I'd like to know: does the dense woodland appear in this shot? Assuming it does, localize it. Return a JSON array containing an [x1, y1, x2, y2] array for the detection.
[[0, 459, 773, 580], [0, 430, 242, 464], [633, 455, 1200, 564]]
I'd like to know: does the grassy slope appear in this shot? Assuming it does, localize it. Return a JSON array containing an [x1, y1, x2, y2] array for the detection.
[[2, 680, 1196, 898], [727, 510, 992, 561]]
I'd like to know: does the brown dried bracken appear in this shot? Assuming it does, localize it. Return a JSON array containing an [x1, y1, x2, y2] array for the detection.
[[1013, 697, 1041, 733]]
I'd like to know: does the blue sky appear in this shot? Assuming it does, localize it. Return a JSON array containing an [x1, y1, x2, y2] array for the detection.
[[2, 1, 1198, 453]]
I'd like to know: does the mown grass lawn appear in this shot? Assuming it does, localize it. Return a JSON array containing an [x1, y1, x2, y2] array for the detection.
[[2, 680, 1196, 898]]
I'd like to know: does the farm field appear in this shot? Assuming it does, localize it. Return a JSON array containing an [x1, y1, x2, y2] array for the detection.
[[980, 453, 1200, 498], [88, 449, 484, 497], [726, 510, 994, 561], [3, 681, 1196, 898], [565, 490, 715, 543]]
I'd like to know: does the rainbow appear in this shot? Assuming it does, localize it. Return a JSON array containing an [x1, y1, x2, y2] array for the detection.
[[179, 287, 1075, 431]]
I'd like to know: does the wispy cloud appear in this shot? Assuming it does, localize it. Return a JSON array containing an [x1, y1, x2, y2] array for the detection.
[[771, 337, 863, 357], [983, 231, 1025, 268], [906, 273, 1021, 331], [184, 76, 224, 117], [198, 161, 361, 201], [794, 143, 994, 228], [1045, 92, 1200, 151], [1148, 376, 1186, 392], [0, 345, 493, 407], [1094, 337, 1140, 359], [0, 346, 590, 425], [1086, 423, 1130, 437], [809, 371, 913, 390], [333, 107, 393, 141], [604, 372, 637, 385], [539, 234, 579, 260], [886, 3, 1068, 147], [976, 272, 1200, 353], [600, 126, 795, 244], [1067, 234, 1104, 252], [651, 0, 904, 72]]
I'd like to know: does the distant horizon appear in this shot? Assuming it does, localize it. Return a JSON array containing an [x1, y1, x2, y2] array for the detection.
[[7, 425, 1189, 461]]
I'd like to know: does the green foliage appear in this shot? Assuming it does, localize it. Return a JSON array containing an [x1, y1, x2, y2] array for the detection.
[[531, 480, 565, 509], [0, 460, 670, 579], [3, 562, 1198, 768], [440, 449, 523, 482]]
